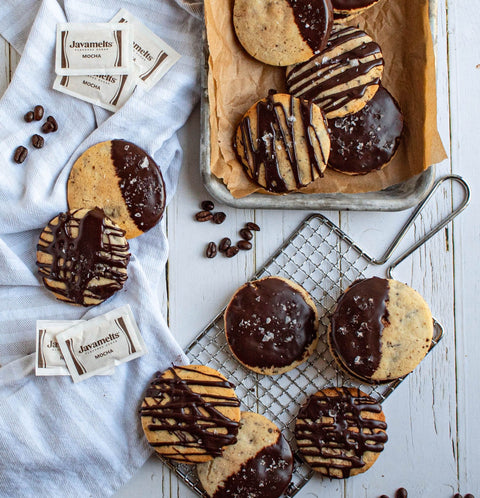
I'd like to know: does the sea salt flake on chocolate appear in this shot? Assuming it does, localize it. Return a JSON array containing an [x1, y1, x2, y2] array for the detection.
[[262, 331, 275, 342]]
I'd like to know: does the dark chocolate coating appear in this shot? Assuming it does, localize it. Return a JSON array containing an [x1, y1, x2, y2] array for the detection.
[[225, 277, 317, 371], [295, 387, 387, 478], [110, 140, 166, 233], [286, 26, 383, 117], [236, 91, 326, 193], [36, 208, 130, 306], [140, 366, 240, 462], [327, 86, 404, 175], [212, 431, 293, 498], [330, 277, 390, 380], [287, 0, 333, 54], [332, 0, 378, 9]]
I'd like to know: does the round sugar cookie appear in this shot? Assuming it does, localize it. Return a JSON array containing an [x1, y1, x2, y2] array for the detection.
[[286, 25, 384, 119], [197, 411, 294, 498], [328, 277, 434, 383], [327, 86, 404, 175], [233, 0, 333, 66], [295, 387, 388, 478], [140, 365, 241, 464], [235, 92, 330, 193], [67, 140, 166, 239], [224, 276, 319, 375], [36, 207, 130, 307]]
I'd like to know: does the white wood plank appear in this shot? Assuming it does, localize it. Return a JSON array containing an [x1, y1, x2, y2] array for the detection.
[[340, 0, 460, 495], [447, 0, 480, 494], [167, 104, 256, 348], [0, 37, 9, 96], [9, 47, 20, 78]]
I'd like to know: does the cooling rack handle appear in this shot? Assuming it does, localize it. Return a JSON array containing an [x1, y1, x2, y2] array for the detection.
[[382, 174, 470, 278]]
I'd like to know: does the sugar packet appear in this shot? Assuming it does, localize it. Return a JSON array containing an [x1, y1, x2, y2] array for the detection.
[[56, 23, 133, 76], [56, 305, 147, 383], [53, 73, 136, 112], [110, 9, 181, 89], [36, 320, 84, 376]]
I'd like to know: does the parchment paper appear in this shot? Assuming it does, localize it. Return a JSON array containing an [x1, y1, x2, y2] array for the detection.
[[204, 0, 447, 198]]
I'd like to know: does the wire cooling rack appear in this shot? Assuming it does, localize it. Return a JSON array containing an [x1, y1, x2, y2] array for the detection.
[[161, 175, 470, 497]]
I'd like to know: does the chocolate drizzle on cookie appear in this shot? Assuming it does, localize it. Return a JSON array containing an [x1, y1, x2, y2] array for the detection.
[[110, 140, 166, 233], [237, 91, 327, 193], [330, 277, 390, 380], [225, 277, 318, 370], [36, 208, 130, 306], [213, 432, 293, 498], [140, 366, 240, 462], [286, 26, 384, 117], [295, 388, 387, 478], [327, 86, 404, 174], [286, 0, 333, 54]]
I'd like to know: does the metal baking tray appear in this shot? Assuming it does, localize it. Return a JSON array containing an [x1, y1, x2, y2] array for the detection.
[[159, 175, 469, 496], [200, 0, 439, 211]]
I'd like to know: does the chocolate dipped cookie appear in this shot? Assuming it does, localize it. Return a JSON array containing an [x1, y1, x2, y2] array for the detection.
[[224, 276, 319, 375], [197, 411, 293, 498], [36, 207, 130, 306], [286, 25, 384, 119], [235, 92, 330, 194], [327, 85, 404, 175], [140, 365, 241, 464], [295, 387, 388, 478], [233, 0, 333, 66], [328, 277, 433, 383], [67, 140, 166, 239]]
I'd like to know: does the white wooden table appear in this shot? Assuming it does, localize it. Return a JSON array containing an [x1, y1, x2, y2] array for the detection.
[[1, 0, 478, 496]]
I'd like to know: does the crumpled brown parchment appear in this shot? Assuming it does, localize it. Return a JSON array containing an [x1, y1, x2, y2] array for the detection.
[[204, 0, 447, 198]]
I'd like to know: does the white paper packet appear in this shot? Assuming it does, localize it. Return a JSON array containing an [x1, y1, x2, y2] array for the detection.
[[110, 9, 181, 90], [55, 22, 133, 76], [56, 305, 147, 383], [53, 73, 136, 112], [36, 320, 84, 376]]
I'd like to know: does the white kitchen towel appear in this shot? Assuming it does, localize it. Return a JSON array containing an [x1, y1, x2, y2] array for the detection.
[[0, 0, 201, 496]]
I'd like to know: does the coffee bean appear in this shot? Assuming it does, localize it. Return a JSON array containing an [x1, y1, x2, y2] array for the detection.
[[46, 115, 58, 132], [464, 494, 475, 498], [31, 134, 44, 149], [237, 240, 252, 250], [13, 146, 28, 164], [240, 228, 253, 241], [379, 496, 389, 498], [395, 489, 408, 498], [24, 111, 34, 122], [206, 242, 217, 258], [195, 210, 213, 222], [225, 246, 239, 258], [33, 105, 44, 121], [41, 121, 55, 133], [246, 222, 260, 231], [213, 212, 226, 224], [219, 237, 231, 252], [201, 200, 214, 211]]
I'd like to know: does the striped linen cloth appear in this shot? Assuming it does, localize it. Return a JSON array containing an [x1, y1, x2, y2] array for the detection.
[[0, 0, 201, 496]]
